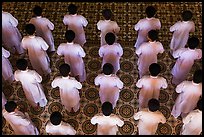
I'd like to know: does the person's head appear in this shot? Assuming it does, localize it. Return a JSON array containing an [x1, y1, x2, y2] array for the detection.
[[197, 99, 202, 111], [193, 69, 202, 84], [59, 63, 70, 77], [149, 63, 161, 76], [5, 101, 17, 113], [65, 30, 75, 43], [188, 37, 199, 49], [182, 10, 193, 21], [68, 4, 77, 15], [105, 32, 115, 45], [145, 6, 157, 18], [25, 23, 36, 35], [16, 59, 28, 71], [148, 30, 158, 41], [102, 63, 114, 75], [102, 9, 112, 20], [50, 111, 62, 125], [148, 98, 160, 112], [102, 101, 113, 116], [33, 5, 42, 16]]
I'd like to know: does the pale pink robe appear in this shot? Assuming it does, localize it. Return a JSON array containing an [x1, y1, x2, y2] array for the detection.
[[2, 92, 7, 110], [134, 17, 161, 49], [29, 16, 55, 52], [51, 76, 82, 112], [171, 81, 202, 118], [99, 43, 123, 74], [91, 113, 124, 135], [136, 75, 168, 110]]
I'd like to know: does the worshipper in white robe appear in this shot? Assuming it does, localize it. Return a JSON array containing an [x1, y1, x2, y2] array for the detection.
[[91, 102, 124, 135], [51, 64, 82, 112], [2, 92, 7, 110], [45, 111, 76, 135], [21, 24, 51, 76], [97, 9, 120, 46], [134, 99, 166, 135], [136, 63, 168, 110], [14, 59, 47, 108], [171, 70, 202, 118], [136, 30, 164, 78], [99, 33, 123, 74], [29, 5, 55, 53], [169, 10, 195, 53], [2, 101, 39, 135], [171, 37, 202, 85], [57, 30, 86, 82], [2, 11, 24, 54], [2, 47, 15, 84], [180, 99, 202, 135], [63, 4, 88, 46], [94, 63, 123, 109], [134, 6, 161, 49]]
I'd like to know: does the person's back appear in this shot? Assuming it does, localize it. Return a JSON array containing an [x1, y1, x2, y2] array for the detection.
[[3, 101, 39, 135], [134, 99, 166, 135], [29, 6, 55, 52], [134, 6, 161, 49], [169, 10, 195, 53]]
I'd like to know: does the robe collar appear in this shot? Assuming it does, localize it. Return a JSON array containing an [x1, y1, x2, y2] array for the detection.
[[29, 35, 35, 38], [67, 42, 74, 44], [192, 81, 199, 86], [36, 16, 42, 18], [150, 75, 158, 78], [62, 76, 70, 79]]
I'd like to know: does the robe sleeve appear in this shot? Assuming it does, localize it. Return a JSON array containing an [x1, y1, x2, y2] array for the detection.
[[172, 48, 184, 59], [134, 20, 141, 31], [182, 112, 192, 125], [117, 44, 123, 57], [63, 15, 68, 25], [175, 81, 186, 93], [190, 22, 195, 32], [116, 117, 124, 127], [81, 16, 88, 27], [135, 45, 142, 56], [196, 49, 202, 59], [158, 43, 164, 54], [159, 113, 166, 124], [51, 78, 59, 88], [78, 46, 86, 57], [33, 71, 42, 83], [161, 77, 168, 89], [98, 46, 104, 57], [113, 22, 120, 34], [47, 19, 54, 30], [170, 22, 179, 32], [14, 71, 20, 81], [21, 38, 27, 50], [157, 20, 161, 29], [136, 78, 143, 88], [94, 75, 101, 86], [96, 20, 101, 30], [74, 80, 82, 89], [8, 13, 18, 27], [91, 116, 99, 125], [133, 111, 142, 121], [2, 47, 10, 58], [57, 45, 63, 56], [39, 37, 49, 51], [63, 122, 77, 135], [116, 78, 124, 89]]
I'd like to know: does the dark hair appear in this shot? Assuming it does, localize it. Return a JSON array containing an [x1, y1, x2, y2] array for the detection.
[[148, 98, 160, 112], [59, 63, 70, 77], [25, 23, 36, 35], [197, 99, 202, 111], [5, 101, 17, 113], [188, 37, 199, 49], [102, 63, 114, 75], [50, 111, 62, 125], [148, 30, 158, 41], [102, 102, 113, 116], [16, 59, 28, 71], [149, 63, 161, 76], [145, 6, 157, 18], [33, 5, 42, 16], [68, 4, 77, 15], [193, 69, 202, 84], [102, 9, 112, 20], [182, 10, 193, 21], [65, 30, 75, 43], [105, 32, 115, 45]]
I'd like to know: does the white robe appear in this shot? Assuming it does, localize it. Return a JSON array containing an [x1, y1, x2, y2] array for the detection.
[[134, 17, 161, 49], [99, 43, 123, 73], [181, 109, 202, 135], [21, 36, 51, 76], [136, 41, 164, 78], [91, 113, 124, 135], [169, 21, 195, 52], [136, 75, 168, 109], [171, 48, 202, 85], [134, 108, 166, 135], [171, 81, 202, 118], [97, 20, 120, 46], [2, 109, 39, 135], [14, 69, 47, 107], [2, 11, 24, 54], [63, 14, 88, 46], [51, 76, 82, 112], [2, 92, 7, 110], [46, 121, 76, 135], [29, 16, 55, 52], [2, 47, 14, 83], [57, 42, 86, 82], [94, 74, 123, 108]]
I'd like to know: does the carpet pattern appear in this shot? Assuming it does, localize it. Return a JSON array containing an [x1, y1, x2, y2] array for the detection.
[[2, 2, 202, 135]]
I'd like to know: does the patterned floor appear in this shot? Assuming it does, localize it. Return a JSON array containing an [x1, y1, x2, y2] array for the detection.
[[2, 2, 202, 135]]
